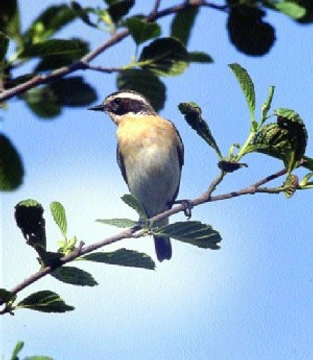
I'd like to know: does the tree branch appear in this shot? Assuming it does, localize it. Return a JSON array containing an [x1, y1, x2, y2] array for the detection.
[[0, 1, 228, 102], [0, 165, 291, 315]]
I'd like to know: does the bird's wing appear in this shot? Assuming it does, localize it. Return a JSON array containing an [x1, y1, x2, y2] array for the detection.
[[116, 145, 129, 185]]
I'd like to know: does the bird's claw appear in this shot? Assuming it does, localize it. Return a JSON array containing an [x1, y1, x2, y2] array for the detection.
[[175, 199, 193, 219]]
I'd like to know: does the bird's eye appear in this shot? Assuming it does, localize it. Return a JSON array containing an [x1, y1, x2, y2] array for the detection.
[[113, 98, 121, 105]]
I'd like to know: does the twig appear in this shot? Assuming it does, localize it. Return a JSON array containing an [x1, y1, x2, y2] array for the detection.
[[0, 166, 292, 315], [0, 1, 228, 102]]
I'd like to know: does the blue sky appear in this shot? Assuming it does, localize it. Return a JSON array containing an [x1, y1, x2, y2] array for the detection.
[[1, 1, 313, 359]]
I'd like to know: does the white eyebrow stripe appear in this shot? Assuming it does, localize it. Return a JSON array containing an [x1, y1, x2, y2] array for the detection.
[[106, 92, 150, 105]]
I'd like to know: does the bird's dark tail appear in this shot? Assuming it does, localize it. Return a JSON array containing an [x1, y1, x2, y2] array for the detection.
[[154, 236, 172, 262]]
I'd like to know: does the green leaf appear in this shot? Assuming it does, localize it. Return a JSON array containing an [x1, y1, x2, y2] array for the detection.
[[121, 194, 147, 219], [247, 109, 308, 174], [17, 290, 74, 313], [10, 341, 24, 360], [22, 5, 76, 44], [283, 174, 298, 198], [178, 102, 222, 158], [18, 39, 87, 58], [107, 0, 135, 23], [0, 0, 21, 42], [50, 201, 67, 238], [302, 156, 313, 171], [49, 77, 97, 107], [96, 218, 137, 228], [260, 85, 275, 124], [275, 2, 306, 19], [125, 17, 161, 45], [0, 288, 16, 303], [0, 32, 9, 62], [23, 87, 61, 119], [14, 199, 46, 250], [23, 77, 97, 118], [153, 221, 221, 250], [138, 37, 189, 77], [171, 7, 199, 46], [51, 266, 98, 286], [82, 249, 156, 270], [229, 63, 256, 124], [275, 108, 308, 172], [299, 171, 313, 189], [5, 73, 36, 89], [117, 69, 166, 111], [71, 1, 98, 28], [35, 40, 89, 71], [188, 51, 213, 63], [0, 134, 24, 191]]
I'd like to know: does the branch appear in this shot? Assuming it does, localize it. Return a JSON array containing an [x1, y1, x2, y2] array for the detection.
[[0, 1, 228, 102], [0, 165, 290, 311]]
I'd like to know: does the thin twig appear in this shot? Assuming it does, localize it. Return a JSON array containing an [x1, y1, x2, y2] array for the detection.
[[0, 1, 228, 102], [0, 166, 293, 315]]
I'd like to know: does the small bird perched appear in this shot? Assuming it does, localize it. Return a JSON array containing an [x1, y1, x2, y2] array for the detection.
[[88, 90, 184, 261]]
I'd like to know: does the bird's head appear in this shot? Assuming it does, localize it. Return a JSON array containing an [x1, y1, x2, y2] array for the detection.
[[88, 90, 156, 124]]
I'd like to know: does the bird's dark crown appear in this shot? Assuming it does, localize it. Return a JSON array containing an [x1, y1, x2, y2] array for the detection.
[[104, 90, 156, 116]]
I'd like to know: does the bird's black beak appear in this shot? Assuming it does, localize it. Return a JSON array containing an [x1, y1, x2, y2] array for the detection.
[[88, 104, 106, 111]]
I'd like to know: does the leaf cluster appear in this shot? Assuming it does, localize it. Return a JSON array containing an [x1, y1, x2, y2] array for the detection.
[[178, 63, 313, 196], [1, 196, 221, 315], [1, 1, 313, 192]]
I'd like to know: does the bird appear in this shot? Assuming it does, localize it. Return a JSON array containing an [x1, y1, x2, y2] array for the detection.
[[88, 90, 184, 261]]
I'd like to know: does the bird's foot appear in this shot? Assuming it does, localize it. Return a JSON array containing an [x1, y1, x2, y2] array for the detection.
[[174, 199, 194, 219]]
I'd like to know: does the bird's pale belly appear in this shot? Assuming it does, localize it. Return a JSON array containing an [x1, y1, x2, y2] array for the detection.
[[124, 144, 180, 217]]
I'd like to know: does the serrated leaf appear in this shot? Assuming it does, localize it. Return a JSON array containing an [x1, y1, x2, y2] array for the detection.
[[117, 69, 166, 111], [50, 201, 67, 237], [121, 194, 147, 219], [178, 102, 222, 158], [0, 133, 24, 191], [247, 108, 308, 174], [51, 266, 98, 286], [171, 7, 199, 46], [22, 5, 76, 44], [10, 341, 24, 360], [17, 290, 74, 313], [125, 17, 161, 45], [14, 199, 46, 250], [0, 288, 16, 303], [275, 2, 306, 19], [188, 51, 213, 63], [229, 63, 256, 123], [275, 108, 308, 173], [96, 218, 137, 228], [82, 249, 155, 270], [18, 39, 87, 58], [153, 221, 221, 249], [139, 37, 189, 77]]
